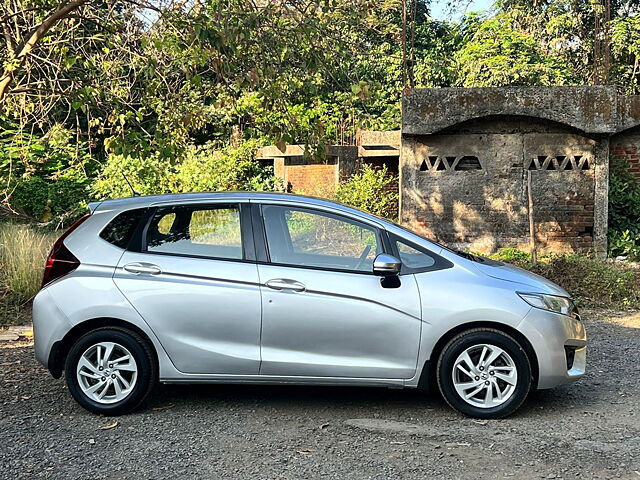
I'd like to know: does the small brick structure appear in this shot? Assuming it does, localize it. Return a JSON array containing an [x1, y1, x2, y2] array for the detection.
[[357, 130, 401, 218], [255, 145, 357, 197], [402, 86, 640, 258]]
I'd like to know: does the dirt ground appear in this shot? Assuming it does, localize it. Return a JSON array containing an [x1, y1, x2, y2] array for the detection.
[[0, 309, 638, 480]]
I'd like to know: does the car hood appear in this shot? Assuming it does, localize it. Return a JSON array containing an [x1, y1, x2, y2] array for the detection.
[[471, 260, 570, 297]]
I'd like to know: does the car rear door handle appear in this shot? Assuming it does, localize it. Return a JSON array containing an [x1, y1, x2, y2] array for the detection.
[[123, 262, 162, 275], [264, 278, 306, 292]]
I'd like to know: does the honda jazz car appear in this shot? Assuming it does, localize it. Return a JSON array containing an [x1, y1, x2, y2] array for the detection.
[[33, 192, 586, 418]]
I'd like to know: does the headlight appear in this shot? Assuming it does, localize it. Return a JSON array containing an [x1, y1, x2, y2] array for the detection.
[[517, 292, 579, 318]]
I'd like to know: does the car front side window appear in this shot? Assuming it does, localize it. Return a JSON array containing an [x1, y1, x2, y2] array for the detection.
[[262, 205, 381, 272]]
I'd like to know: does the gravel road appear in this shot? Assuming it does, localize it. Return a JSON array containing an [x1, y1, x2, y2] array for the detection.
[[1, 309, 638, 480]]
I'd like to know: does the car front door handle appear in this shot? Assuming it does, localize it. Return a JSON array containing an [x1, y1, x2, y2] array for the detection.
[[123, 262, 162, 275], [264, 278, 306, 292]]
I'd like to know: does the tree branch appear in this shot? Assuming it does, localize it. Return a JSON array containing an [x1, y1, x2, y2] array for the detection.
[[0, 0, 91, 103]]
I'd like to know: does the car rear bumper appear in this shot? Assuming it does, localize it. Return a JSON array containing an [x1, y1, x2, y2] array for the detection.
[[32, 288, 72, 371], [518, 307, 587, 389]]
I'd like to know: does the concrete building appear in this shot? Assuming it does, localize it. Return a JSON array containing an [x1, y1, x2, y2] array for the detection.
[[402, 86, 640, 258]]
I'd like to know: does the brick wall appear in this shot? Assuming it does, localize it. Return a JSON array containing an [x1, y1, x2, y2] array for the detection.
[[285, 163, 338, 196], [611, 128, 640, 181]]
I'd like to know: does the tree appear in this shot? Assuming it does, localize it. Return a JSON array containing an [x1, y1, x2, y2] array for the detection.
[[0, 0, 91, 102], [455, 10, 575, 87], [611, 14, 640, 94]]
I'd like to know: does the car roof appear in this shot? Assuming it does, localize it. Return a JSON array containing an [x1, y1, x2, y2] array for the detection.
[[89, 191, 387, 226]]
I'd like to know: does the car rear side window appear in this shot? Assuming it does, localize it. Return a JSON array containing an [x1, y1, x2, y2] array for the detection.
[[145, 205, 243, 260], [99, 208, 146, 249]]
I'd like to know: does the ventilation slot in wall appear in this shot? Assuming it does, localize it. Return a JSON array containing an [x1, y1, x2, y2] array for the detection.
[[454, 156, 482, 171], [528, 155, 591, 171], [418, 155, 482, 172]]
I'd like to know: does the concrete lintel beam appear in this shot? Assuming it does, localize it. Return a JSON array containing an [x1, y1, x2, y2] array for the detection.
[[402, 86, 621, 135]]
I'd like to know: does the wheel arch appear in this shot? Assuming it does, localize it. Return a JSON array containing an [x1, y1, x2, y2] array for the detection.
[[418, 321, 539, 391], [47, 317, 159, 379]]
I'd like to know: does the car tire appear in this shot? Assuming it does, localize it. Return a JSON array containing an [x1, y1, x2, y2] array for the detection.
[[437, 328, 532, 419], [65, 327, 157, 415]]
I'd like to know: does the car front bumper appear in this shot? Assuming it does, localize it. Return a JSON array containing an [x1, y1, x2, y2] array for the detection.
[[518, 307, 587, 389]]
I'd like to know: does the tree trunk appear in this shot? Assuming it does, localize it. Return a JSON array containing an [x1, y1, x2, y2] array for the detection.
[[0, 0, 90, 103]]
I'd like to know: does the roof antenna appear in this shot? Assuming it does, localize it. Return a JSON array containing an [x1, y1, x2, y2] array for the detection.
[[121, 172, 140, 197]]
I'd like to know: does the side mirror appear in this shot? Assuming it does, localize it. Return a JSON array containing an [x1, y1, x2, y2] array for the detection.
[[373, 253, 401, 276]]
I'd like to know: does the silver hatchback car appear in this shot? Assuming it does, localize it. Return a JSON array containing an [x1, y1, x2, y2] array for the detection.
[[33, 192, 586, 418]]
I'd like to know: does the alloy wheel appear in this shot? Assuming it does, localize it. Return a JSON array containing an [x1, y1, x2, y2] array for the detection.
[[451, 343, 518, 408], [76, 341, 138, 404]]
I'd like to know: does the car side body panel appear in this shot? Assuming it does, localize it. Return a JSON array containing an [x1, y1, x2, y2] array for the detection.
[[257, 263, 422, 379], [113, 251, 263, 375], [32, 266, 183, 380]]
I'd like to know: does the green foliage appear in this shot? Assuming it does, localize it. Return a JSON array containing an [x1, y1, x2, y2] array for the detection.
[[609, 230, 640, 261], [489, 248, 531, 262], [335, 165, 398, 219], [92, 140, 284, 199], [611, 14, 640, 94], [173, 141, 285, 193], [414, 20, 464, 88], [488, 250, 640, 308], [608, 157, 640, 260], [92, 153, 172, 199], [455, 11, 575, 87], [0, 124, 94, 222]]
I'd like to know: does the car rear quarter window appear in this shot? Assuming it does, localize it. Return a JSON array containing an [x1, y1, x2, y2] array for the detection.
[[99, 208, 147, 249]]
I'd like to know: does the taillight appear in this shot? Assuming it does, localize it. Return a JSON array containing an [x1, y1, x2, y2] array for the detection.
[[41, 214, 91, 288]]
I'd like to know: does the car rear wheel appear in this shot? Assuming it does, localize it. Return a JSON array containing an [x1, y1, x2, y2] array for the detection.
[[65, 327, 156, 415], [437, 328, 532, 419]]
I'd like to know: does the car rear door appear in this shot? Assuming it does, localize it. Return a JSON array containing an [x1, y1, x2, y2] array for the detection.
[[253, 202, 422, 379], [113, 202, 262, 375]]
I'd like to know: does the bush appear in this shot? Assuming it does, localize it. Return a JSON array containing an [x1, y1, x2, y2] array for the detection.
[[92, 140, 283, 199], [335, 165, 398, 219], [9, 174, 90, 222], [609, 229, 640, 260], [0, 223, 57, 305], [608, 157, 640, 260], [1, 125, 95, 222], [173, 140, 284, 193], [489, 248, 640, 309], [489, 248, 531, 262]]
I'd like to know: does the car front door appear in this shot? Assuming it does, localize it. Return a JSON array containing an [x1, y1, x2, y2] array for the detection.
[[254, 203, 422, 379], [113, 202, 262, 375]]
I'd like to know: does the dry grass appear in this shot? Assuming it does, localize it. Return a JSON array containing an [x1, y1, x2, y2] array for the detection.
[[0, 223, 56, 307]]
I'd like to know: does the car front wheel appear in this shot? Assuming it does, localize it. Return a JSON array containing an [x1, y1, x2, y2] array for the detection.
[[437, 328, 532, 419], [65, 327, 156, 415]]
